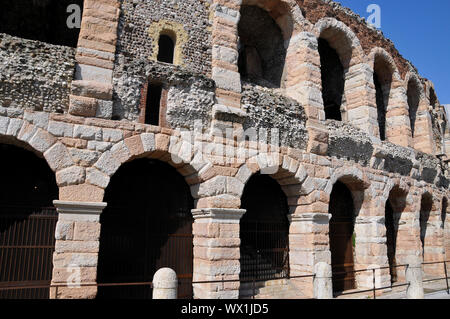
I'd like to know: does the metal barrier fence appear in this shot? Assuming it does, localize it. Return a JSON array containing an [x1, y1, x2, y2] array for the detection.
[[0, 260, 448, 299], [422, 260, 450, 294], [333, 264, 410, 299], [0, 281, 153, 299]]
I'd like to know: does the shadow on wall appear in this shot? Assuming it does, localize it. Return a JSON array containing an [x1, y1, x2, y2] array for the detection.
[[0, 0, 83, 47], [238, 5, 287, 88]]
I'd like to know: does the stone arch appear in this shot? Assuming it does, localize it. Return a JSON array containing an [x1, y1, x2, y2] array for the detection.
[[326, 166, 376, 291], [92, 133, 212, 206], [148, 20, 189, 66], [235, 155, 310, 298], [241, 0, 304, 39], [236, 155, 309, 212], [313, 18, 364, 70], [96, 155, 196, 299], [368, 48, 401, 79], [405, 72, 435, 153], [237, 0, 306, 89], [313, 18, 374, 132], [326, 166, 369, 195], [0, 118, 75, 189], [368, 48, 402, 141]]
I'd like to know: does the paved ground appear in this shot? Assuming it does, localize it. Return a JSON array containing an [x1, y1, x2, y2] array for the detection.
[[334, 279, 450, 299], [424, 290, 450, 299]]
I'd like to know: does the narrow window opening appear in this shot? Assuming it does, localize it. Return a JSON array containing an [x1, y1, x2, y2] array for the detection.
[[407, 80, 420, 138], [157, 35, 175, 64], [374, 73, 387, 141], [319, 38, 344, 121], [145, 84, 163, 126]]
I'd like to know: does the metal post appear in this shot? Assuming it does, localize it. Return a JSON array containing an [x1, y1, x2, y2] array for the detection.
[[444, 261, 449, 295], [372, 268, 376, 299], [252, 278, 256, 300]]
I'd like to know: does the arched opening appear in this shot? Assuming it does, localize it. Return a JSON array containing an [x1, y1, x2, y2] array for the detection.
[[407, 79, 421, 138], [385, 200, 397, 282], [239, 174, 289, 295], [97, 158, 194, 299], [329, 181, 356, 293], [373, 56, 393, 141], [442, 197, 448, 260], [0, 0, 83, 47], [157, 34, 175, 64], [420, 193, 433, 262], [318, 38, 344, 121], [0, 143, 59, 299], [384, 186, 407, 284], [238, 5, 287, 88]]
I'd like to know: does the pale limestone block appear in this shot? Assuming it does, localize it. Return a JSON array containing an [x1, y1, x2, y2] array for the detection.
[[152, 268, 178, 299], [56, 166, 86, 186]]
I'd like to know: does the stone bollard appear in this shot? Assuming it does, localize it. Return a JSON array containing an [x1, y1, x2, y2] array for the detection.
[[405, 258, 424, 299], [152, 268, 178, 299], [314, 262, 333, 299]]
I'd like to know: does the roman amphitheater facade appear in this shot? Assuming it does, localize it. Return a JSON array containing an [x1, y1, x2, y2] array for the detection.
[[0, 0, 449, 299]]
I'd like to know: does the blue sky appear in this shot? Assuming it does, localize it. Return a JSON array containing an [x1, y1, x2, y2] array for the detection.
[[336, 0, 450, 104]]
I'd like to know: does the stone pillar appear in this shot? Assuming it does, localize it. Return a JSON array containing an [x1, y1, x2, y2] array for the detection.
[[50, 200, 107, 299], [422, 197, 446, 278], [211, 0, 242, 111], [69, 0, 120, 119], [288, 213, 330, 298], [386, 85, 412, 147], [313, 262, 333, 299], [395, 192, 422, 281], [152, 268, 178, 299], [414, 100, 436, 154], [192, 208, 245, 299], [345, 62, 379, 137], [406, 258, 424, 299], [284, 32, 324, 121], [354, 214, 391, 289]]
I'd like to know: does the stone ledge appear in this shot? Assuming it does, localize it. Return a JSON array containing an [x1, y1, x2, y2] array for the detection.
[[192, 208, 246, 224], [53, 200, 108, 216]]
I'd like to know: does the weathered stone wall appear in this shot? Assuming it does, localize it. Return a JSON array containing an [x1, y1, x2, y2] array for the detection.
[[0, 0, 449, 300], [0, 34, 76, 113], [113, 60, 215, 125], [112, 0, 214, 122], [241, 82, 309, 150], [117, 0, 212, 75]]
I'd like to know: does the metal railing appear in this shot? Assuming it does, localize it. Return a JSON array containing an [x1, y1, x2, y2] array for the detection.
[[0, 260, 448, 299], [192, 273, 316, 299], [422, 260, 450, 294], [0, 281, 153, 299], [332, 264, 410, 299]]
